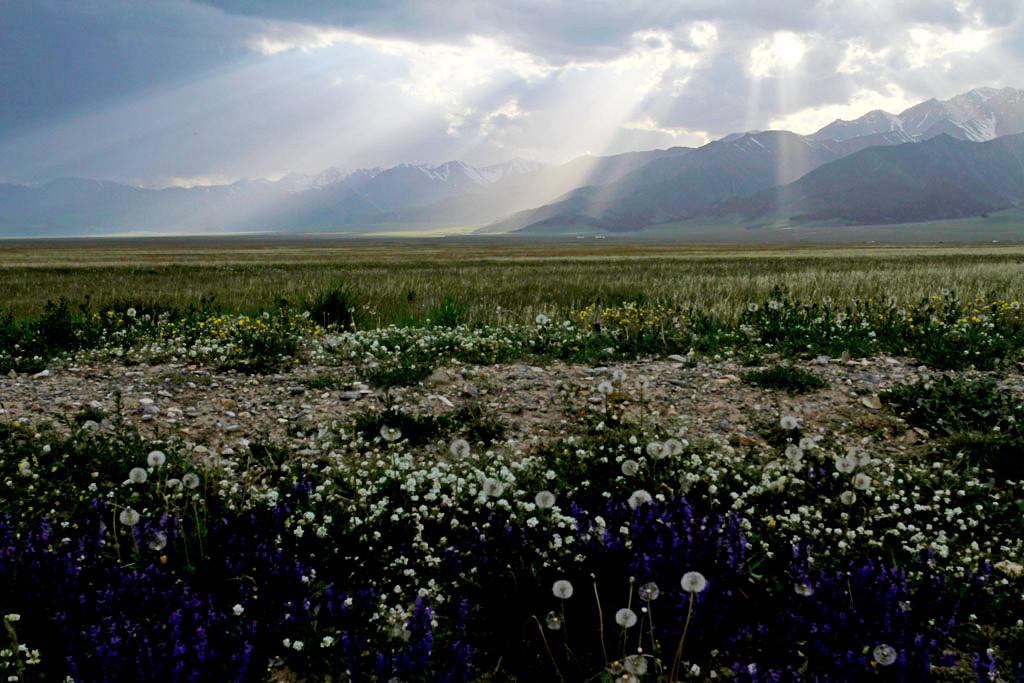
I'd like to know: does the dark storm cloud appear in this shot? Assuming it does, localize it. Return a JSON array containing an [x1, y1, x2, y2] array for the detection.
[[0, 0, 265, 137], [1, 0, 1021, 186]]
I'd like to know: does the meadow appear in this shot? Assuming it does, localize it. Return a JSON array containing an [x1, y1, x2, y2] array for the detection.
[[1, 237, 1023, 681]]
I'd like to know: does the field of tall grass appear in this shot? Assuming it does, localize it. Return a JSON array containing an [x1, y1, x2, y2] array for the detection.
[[1, 238, 1023, 324]]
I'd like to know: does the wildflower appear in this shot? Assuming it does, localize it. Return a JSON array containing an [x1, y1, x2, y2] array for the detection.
[[535, 313, 550, 325], [380, 426, 402, 442], [482, 477, 504, 498], [628, 489, 653, 508], [597, 380, 614, 395], [535, 490, 556, 509], [873, 644, 897, 666], [835, 455, 857, 474], [321, 636, 334, 648], [638, 582, 660, 601], [232, 604, 244, 616], [129, 467, 148, 484], [449, 439, 470, 458], [621, 459, 640, 476], [615, 608, 638, 628], [681, 571, 707, 593], [147, 450, 166, 467], [646, 441, 666, 458], [292, 641, 304, 651], [119, 508, 140, 527], [182, 473, 200, 489], [552, 579, 574, 599], [779, 415, 799, 430], [149, 533, 167, 551], [624, 654, 648, 675], [794, 583, 815, 597], [840, 490, 857, 505], [18, 461, 32, 477], [545, 611, 562, 630], [126, 307, 137, 318], [663, 438, 684, 456], [853, 473, 872, 490]]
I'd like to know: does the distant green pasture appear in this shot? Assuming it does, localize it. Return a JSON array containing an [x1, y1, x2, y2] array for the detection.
[[1, 235, 1022, 323]]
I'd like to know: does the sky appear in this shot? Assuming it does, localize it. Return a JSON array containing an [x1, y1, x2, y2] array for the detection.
[[1, 0, 1021, 188]]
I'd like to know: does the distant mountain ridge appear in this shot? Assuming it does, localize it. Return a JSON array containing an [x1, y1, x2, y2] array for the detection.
[[702, 132, 1024, 225], [809, 86, 1024, 143], [484, 86, 1024, 234], [1, 85, 1023, 237]]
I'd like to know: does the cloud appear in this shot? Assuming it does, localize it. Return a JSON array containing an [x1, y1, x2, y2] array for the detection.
[[767, 84, 915, 133], [2, 0, 1022, 187]]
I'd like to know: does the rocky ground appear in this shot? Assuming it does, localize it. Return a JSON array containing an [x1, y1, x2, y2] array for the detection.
[[4, 354, 1020, 458]]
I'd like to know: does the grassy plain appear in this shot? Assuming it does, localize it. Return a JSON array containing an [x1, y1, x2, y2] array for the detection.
[[2, 236, 1023, 323]]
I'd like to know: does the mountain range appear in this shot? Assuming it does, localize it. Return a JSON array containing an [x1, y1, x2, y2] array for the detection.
[[1, 86, 1022, 237]]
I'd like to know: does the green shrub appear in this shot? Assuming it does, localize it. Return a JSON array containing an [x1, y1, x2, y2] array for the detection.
[[305, 285, 358, 329], [743, 364, 828, 393]]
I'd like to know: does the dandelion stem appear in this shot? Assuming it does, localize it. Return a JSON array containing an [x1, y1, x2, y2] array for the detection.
[[531, 615, 564, 681], [622, 577, 634, 657], [592, 575, 608, 668], [669, 593, 695, 682]]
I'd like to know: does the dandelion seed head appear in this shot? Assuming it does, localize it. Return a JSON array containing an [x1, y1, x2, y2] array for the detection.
[[166, 478, 182, 490], [482, 477, 504, 498], [597, 380, 614, 395], [119, 508, 140, 527], [147, 450, 166, 468], [128, 467, 147, 484], [149, 532, 167, 551], [380, 426, 402, 442], [638, 582, 660, 601], [646, 441, 666, 459], [840, 490, 857, 505], [449, 439, 470, 458], [615, 608, 638, 628], [835, 455, 857, 474], [628, 489, 652, 509], [535, 313, 550, 325], [126, 307, 137, 318], [545, 610, 562, 630], [182, 473, 200, 489], [621, 459, 640, 476], [552, 579, 574, 599], [535, 490, 556, 509], [794, 583, 815, 597], [873, 644, 897, 666], [785, 444, 803, 461], [624, 654, 648, 675], [780, 415, 799, 430], [681, 571, 707, 593], [798, 436, 815, 451], [747, 302, 759, 312], [663, 438, 683, 456], [853, 473, 872, 491]]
